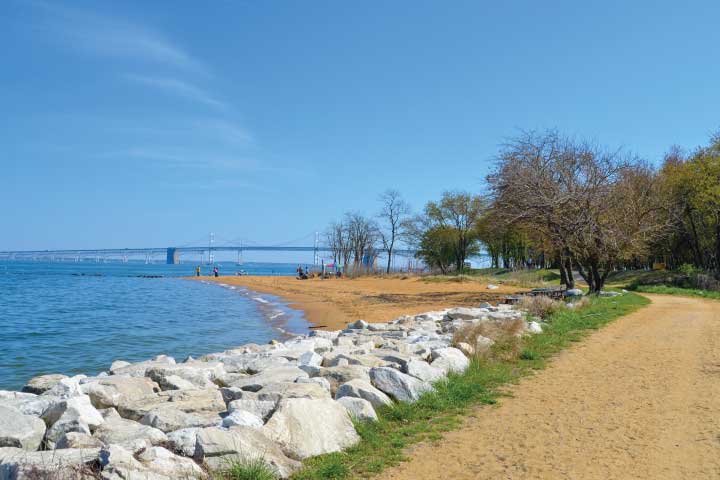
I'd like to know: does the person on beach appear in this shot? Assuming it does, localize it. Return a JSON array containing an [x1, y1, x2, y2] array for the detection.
[[213, 266, 219, 277], [195, 265, 201, 277]]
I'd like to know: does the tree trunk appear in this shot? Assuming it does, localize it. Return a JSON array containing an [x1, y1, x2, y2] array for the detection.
[[558, 254, 569, 287], [565, 256, 575, 289]]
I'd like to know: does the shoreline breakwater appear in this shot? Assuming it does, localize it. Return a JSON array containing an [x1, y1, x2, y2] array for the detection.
[[0, 301, 539, 479]]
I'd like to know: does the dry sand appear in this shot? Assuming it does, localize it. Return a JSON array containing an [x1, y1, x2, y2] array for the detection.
[[378, 294, 720, 480], [199, 275, 521, 330]]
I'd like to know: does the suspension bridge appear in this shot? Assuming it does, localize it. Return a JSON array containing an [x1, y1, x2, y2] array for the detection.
[[0, 233, 418, 265]]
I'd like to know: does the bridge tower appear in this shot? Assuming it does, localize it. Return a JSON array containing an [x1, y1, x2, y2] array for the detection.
[[166, 248, 179, 265]]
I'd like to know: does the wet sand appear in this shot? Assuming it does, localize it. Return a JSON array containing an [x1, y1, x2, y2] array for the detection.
[[197, 275, 522, 330]]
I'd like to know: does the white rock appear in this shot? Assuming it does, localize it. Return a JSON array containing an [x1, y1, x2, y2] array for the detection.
[[264, 398, 360, 460], [140, 407, 219, 433], [55, 431, 103, 449], [228, 398, 277, 420], [42, 375, 86, 398], [430, 347, 470, 374], [475, 335, 495, 353], [81, 376, 159, 409], [456, 342, 475, 356], [403, 360, 446, 383], [221, 409, 264, 428], [336, 397, 377, 422], [298, 351, 323, 367], [43, 395, 105, 448], [347, 319, 369, 329], [222, 366, 309, 391], [93, 409, 167, 452], [195, 426, 301, 478], [446, 307, 488, 320], [527, 321, 543, 334], [0, 447, 101, 478], [295, 376, 332, 393], [256, 382, 331, 402], [565, 288, 583, 296], [0, 405, 46, 450], [137, 445, 206, 479], [369, 367, 433, 403], [335, 379, 393, 409], [166, 427, 202, 457], [487, 284, 499, 290], [22, 374, 68, 395]]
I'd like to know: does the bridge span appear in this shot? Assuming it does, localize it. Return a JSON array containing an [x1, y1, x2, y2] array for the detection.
[[0, 245, 418, 264]]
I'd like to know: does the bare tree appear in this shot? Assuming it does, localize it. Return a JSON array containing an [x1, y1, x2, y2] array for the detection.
[[345, 212, 380, 272], [489, 130, 671, 293], [377, 190, 411, 273]]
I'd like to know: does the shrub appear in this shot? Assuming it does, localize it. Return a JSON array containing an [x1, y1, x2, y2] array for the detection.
[[517, 295, 566, 319]]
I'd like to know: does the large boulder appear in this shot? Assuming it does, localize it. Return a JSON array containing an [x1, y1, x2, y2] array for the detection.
[[336, 397, 377, 422], [221, 409, 264, 428], [166, 427, 201, 457], [227, 398, 277, 421], [256, 382, 330, 402], [0, 405, 46, 450], [55, 431, 103, 449], [430, 347, 470, 374], [117, 388, 225, 422], [0, 447, 101, 479], [221, 366, 308, 391], [81, 376, 160, 409], [219, 354, 290, 374], [43, 395, 105, 449], [0, 391, 55, 417], [100, 444, 206, 480], [194, 426, 300, 478], [137, 446, 206, 479], [369, 367, 433, 403], [446, 307, 488, 320], [317, 365, 371, 394], [146, 362, 224, 391], [92, 409, 167, 452], [109, 355, 176, 377], [22, 374, 68, 395], [334, 379, 393, 409], [403, 359, 446, 383], [263, 398, 360, 459], [140, 407, 220, 433]]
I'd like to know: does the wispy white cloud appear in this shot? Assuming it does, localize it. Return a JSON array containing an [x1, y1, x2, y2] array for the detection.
[[124, 74, 225, 109], [30, 1, 205, 72], [196, 119, 253, 146]]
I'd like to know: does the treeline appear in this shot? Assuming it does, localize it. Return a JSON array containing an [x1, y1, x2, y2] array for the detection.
[[324, 129, 720, 293]]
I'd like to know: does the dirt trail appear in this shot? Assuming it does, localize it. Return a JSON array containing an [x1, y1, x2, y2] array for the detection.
[[378, 294, 720, 480]]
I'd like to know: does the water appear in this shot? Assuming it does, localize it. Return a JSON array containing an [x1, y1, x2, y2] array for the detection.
[[0, 261, 308, 391]]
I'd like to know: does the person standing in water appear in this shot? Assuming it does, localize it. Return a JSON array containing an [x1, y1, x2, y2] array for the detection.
[[213, 266, 219, 277], [195, 265, 201, 277]]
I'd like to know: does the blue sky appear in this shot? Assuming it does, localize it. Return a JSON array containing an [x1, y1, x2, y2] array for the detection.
[[2, 0, 720, 256]]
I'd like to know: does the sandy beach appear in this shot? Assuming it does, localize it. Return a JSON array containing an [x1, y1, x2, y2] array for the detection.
[[198, 275, 523, 330]]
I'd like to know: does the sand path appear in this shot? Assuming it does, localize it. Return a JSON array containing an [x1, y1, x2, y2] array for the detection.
[[378, 294, 720, 480]]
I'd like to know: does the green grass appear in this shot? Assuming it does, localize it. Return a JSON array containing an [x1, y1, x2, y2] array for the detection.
[[630, 284, 720, 300], [291, 293, 649, 479], [218, 458, 278, 480]]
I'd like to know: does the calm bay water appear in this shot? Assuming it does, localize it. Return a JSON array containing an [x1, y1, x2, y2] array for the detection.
[[0, 261, 307, 391]]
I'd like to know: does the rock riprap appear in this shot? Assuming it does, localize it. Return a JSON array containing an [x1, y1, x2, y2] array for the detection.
[[0, 302, 534, 478]]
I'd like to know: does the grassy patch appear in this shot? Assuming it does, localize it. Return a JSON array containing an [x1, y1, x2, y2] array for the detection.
[[291, 293, 649, 479], [422, 268, 560, 288], [630, 284, 720, 300], [216, 458, 278, 480]]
